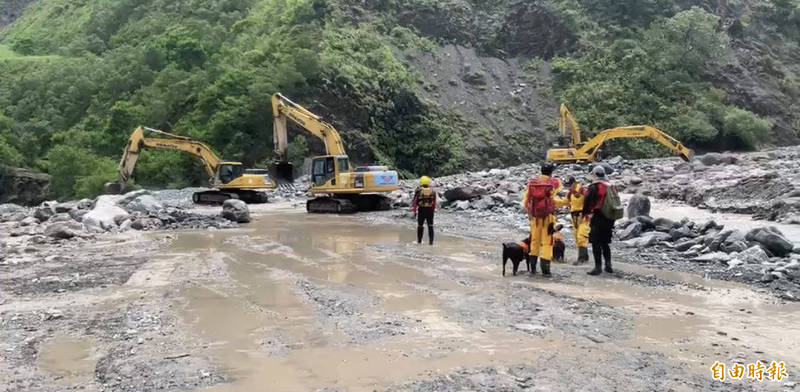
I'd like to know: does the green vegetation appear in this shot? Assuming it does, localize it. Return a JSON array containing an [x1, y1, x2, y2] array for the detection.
[[0, 0, 797, 199]]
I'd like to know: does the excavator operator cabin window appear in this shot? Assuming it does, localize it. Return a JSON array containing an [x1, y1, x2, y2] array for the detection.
[[337, 157, 350, 173], [312, 159, 326, 186]]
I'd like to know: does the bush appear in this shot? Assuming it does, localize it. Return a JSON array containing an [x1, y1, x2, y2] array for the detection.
[[46, 145, 118, 199], [721, 108, 772, 149]]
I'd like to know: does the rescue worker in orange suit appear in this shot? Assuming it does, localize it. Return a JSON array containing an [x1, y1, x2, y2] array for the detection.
[[583, 166, 615, 275], [412, 176, 437, 245], [521, 163, 567, 276], [564, 176, 591, 265]]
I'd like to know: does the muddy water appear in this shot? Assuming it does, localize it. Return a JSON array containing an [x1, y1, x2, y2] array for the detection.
[[37, 335, 98, 389], [165, 206, 800, 391]]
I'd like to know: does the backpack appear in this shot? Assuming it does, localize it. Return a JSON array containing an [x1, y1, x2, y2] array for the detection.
[[418, 187, 435, 208], [600, 182, 624, 220], [525, 178, 555, 218]]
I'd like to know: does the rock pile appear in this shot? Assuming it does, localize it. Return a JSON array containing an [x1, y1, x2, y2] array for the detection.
[[0, 189, 250, 239], [615, 198, 799, 284]]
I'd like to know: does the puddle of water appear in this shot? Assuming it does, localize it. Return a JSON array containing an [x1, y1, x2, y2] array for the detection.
[[622, 194, 800, 242], [38, 336, 98, 388]]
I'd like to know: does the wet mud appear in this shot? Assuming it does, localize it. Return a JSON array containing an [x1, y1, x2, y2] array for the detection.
[[1, 203, 798, 391]]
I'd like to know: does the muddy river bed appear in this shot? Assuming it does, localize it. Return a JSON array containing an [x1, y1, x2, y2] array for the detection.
[[1, 203, 799, 391]]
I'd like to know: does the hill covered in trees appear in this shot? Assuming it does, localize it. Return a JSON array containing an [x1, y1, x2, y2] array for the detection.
[[0, 0, 798, 199]]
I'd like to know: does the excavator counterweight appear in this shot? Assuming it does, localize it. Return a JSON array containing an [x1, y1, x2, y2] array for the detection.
[[107, 126, 275, 204], [547, 105, 694, 163], [271, 93, 399, 214]]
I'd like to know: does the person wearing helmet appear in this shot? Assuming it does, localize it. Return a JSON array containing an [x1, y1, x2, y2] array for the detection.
[[564, 176, 590, 265], [583, 165, 615, 275], [521, 163, 567, 276], [412, 175, 437, 245]]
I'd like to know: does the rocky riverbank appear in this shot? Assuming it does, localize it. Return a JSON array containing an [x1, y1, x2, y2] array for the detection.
[[383, 147, 800, 301]]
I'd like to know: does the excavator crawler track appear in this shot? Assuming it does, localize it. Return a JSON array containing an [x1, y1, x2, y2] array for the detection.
[[191, 190, 269, 205], [306, 194, 391, 214]]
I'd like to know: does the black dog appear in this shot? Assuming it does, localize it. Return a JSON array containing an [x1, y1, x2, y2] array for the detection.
[[502, 237, 531, 276], [553, 239, 565, 263]]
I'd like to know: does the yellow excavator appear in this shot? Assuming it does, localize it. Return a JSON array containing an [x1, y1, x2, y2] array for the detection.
[[106, 126, 275, 204], [547, 104, 694, 163], [271, 93, 399, 213]]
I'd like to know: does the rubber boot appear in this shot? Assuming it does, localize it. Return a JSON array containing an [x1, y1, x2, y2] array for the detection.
[[527, 255, 538, 275], [573, 247, 587, 265], [428, 225, 434, 245], [417, 226, 424, 244], [541, 259, 552, 277], [587, 259, 602, 276], [604, 260, 613, 274]]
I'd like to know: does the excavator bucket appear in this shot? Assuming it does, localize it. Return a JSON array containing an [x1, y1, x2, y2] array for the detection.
[[272, 161, 294, 184]]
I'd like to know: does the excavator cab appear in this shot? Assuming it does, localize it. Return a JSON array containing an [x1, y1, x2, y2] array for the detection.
[[215, 162, 245, 185], [311, 155, 349, 187]]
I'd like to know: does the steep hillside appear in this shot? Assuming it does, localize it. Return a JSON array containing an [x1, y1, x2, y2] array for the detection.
[[0, 0, 798, 199]]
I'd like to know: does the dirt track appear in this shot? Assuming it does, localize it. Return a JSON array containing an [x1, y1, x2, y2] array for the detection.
[[1, 203, 799, 391]]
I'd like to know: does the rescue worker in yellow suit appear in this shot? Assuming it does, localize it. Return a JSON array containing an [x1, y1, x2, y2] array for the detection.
[[521, 163, 567, 276], [564, 176, 591, 265]]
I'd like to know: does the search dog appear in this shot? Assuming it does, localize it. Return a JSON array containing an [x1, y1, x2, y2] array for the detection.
[[502, 237, 531, 276]]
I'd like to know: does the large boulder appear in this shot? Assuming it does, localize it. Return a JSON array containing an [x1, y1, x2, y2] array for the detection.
[[444, 186, 481, 201], [618, 222, 643, 241], [44, 221, 82, 239], [221, 199, 250, 223], [738, 246, 769, 264], [699, 153, 738, 166], [83, 195, 130, 232], [472, 196, 494, 210], [69, 209, 90, 222], [746, 227, 794, 257], [454, 200, 470, 211], [20, 216, 38, 226], [626, 194, 650, 218], [126, 195, 164, 213]]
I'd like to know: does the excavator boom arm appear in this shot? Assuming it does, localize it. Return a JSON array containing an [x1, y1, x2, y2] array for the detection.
[[579, 126, 693, 161], [559, 104, 581, 146], [271, 93, 347, 159], [116, 126, 223, 184]]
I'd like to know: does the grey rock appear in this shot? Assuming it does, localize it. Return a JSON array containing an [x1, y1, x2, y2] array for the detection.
[[722, 241, 749, 253], [44, 222, 82, 239], [48, 213, 72, 223], [131, 218, 163, 231], [0, 203, 25, 214], [618, 222, 643, 241], [454, 200, 470, 211], [738, 246, 769, 264], [126, 195, 164, 213], [33, 204, 56, 222], [444, 186, 480, 201], [710, 229, 735, 252], [69, 209, 89, 222], [629, 176, 643, 185], [54, 201, 77, 213], [653, 217, 675, 232], [699, 152, 738, 166], [700, 220, 720, 233], [692, 252, 731, 263], [674, 239, 697, 252], [634, 215, 655, 231], [222, 199, 250, 223], [83, 195, 130, 231], [626, 194, 650, 218], [20, 216, 38, 226], [669, 226, 696, 242], [746, 227, 794, 257]]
